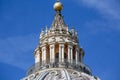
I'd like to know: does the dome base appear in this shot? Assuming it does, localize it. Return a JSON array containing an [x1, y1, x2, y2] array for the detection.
[[21, 68, 100, 80]]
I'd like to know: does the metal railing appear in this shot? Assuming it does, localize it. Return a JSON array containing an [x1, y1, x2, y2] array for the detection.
[[27, 59, 92, 76]]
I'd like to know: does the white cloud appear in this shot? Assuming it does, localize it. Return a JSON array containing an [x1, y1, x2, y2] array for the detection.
[[82, 20, 120, 34], [72, 0, 120, 32], [76, 0, 120, 20], [0, 34, 38, 70]]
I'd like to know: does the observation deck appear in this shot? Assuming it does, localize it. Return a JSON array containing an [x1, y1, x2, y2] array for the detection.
[[27, 59, 92, 76]]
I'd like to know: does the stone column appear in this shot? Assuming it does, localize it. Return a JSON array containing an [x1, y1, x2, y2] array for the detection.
[[70, 47, 73, 64], [80, 48, 84, 63], [59, 45, 62, 62], [35, 50, 40, 63], [59, 44, 64, 62], [75, 48, 79, 65], [68, 45, 73, 64], [50, 44, 55, 63], [42, 46, 46, 64], [35, 49, 40, 71], [68, 46, 70, 63], [61, 45, 64, 62]]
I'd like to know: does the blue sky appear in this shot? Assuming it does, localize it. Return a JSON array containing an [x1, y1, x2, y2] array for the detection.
[[0, 0, 120, 80]]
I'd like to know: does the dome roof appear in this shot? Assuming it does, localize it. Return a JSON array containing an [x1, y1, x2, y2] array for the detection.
[[23, 68, 100, 80], [21, 1, 100, 80]]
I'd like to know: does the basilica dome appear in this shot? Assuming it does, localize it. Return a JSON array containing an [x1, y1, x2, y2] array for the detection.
[[21, 1, 100, 80]]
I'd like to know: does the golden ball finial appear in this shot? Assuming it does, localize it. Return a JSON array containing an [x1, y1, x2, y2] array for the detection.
[[53, 1, 63, 11]]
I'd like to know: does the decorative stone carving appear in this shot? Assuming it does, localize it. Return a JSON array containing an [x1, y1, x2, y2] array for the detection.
[[22, 68, 99, 80]]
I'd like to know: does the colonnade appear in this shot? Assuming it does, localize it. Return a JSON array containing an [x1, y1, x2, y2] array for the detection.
[[35, 43, 83, 65]]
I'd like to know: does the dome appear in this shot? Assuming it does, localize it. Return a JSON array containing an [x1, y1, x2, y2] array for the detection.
[[54, 1, 63, 11], [23, 68, 100, 80], [21, 1, 100, 80]]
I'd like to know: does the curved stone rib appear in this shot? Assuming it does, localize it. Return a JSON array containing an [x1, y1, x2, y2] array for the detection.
[[63, 69, 71, 80], [36, 71, 49, 80]]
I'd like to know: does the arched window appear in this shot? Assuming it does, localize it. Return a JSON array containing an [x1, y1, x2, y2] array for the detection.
[[64, 53, 67, 60], [55, 52, 59, 62]]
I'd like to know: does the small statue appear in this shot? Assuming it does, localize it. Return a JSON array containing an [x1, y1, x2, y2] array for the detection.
[[40, 30, 44, 39]]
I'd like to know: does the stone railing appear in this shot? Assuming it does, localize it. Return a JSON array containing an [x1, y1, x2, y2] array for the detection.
[[27, 59, 92, 76]]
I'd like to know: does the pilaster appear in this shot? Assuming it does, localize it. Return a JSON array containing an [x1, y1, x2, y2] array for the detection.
[[42, 46, 46, 64], [75, 47, 79, 65], [35, 50, 40, 63], [68, 45, 73, 64], [50, 44, 55, 63], [59, 44, 64, 63]]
